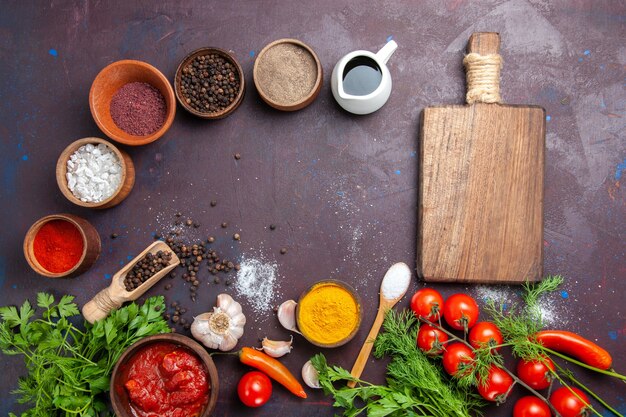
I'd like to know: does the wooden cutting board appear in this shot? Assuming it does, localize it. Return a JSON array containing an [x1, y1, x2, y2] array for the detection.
[[417, 32, 545, 284]]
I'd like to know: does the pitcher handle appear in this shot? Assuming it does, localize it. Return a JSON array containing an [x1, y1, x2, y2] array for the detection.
[[375, 40, 398, 65]]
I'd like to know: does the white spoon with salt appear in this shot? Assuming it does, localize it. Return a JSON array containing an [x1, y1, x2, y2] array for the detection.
[[347, 262, 412, 387]]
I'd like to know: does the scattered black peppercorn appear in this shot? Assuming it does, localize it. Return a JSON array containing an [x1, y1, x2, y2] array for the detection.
[[207, 236, 215, 243], [234, 153, 241, 160], [280, 247, 287, 254], [233, 233, 240, 241], [210, 200, 217, 207], [221, 222, 228, 228], [111, 233, 118, 239], [269, 224, 276, 230]]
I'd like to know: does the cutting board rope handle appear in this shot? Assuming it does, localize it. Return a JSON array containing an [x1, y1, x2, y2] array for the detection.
[[463, 32, 502, 104]]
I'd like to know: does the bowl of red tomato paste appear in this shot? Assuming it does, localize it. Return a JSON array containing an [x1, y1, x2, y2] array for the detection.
[[110, 333, 219, 417]]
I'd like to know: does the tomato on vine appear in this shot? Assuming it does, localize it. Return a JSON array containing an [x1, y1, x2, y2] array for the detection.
[[416, 324, 448, 355], [469, 321, 503, 351], [516, 356, 555, 390], [550, 387, 589, 417], [443, 293, 479, 332], [442, 342, 475, 377], [513, 396, 552, 417], [410, 288, 444, 322], [477, 365, 514, 403]]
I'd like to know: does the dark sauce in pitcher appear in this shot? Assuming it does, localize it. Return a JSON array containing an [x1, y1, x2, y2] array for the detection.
[[342, 57, 382, 96]]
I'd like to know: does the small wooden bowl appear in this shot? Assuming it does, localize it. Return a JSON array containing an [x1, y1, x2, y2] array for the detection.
[[296, 280, 362, 348], [253, 39, 323, 111], [110, 333, 219, 417], [174, 47, 245, 119], [23, 213, 101, 278], [82, 240, 179, 324], [90, 60, 176, 145], [56, 137, 135, 209]]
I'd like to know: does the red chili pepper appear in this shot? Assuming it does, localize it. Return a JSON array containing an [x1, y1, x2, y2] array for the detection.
[[535, 330, 612, 370], [238, 347, 307, 398]]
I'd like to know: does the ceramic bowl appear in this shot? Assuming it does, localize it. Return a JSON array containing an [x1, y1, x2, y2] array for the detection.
[[174, 47, 245, 119], [90, 60, 176, 145], [253, 38, 322, 111], [56, 137, 135, 209], [23, 213, 101, 278], [110, 333, 219, 417], [296, 279, 362, 348]]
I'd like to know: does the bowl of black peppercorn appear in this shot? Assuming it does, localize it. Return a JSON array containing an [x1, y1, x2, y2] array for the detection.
[[174, 47, 245, 119]]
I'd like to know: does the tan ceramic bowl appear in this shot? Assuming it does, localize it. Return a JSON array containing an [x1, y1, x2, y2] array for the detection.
[[253, 38, 323, 111], [23, 213, 101, 278], [56, 137, 135, 209], [110, 333, 219, 417], [174, 47, 245, 119], [90, 60, 176, 145], [296, 279, 362, 348]]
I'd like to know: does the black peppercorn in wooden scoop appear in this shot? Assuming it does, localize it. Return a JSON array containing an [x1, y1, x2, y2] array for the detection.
[[82, 241, 179, 323], [418, 32, 545, 284]]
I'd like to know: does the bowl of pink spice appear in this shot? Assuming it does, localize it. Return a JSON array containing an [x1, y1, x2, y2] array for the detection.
[[90, 60, 176, 146]]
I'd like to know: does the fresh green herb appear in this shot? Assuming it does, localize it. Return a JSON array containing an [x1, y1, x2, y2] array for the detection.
[[311, 310, 484, 417], [0, 293, 170, 417]]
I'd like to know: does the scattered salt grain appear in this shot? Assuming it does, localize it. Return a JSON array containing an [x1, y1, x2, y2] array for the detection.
[[381, 262, 411, 299], [235, 257, 280, 314], [66, 143, 122, 202]]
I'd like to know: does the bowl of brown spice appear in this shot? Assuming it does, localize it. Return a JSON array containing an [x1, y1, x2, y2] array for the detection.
[[90, 60, 176, 146], [174, 47, 245, 119]]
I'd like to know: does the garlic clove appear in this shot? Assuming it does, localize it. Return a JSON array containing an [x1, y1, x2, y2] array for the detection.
[[219, 333, 238, 351], [216, 293, 234, 310], [277, 299, 302, 334], [301, 360, 321, 389], [231, 312, 246, 327], [260, 336, 293, 358]]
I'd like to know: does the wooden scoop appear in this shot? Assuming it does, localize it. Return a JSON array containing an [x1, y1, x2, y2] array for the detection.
[[347, 262, 411, 387], [82, 241, 179, 323]]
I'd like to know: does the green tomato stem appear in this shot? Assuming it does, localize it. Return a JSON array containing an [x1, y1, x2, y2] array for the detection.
[[537, 346, 626, 380], [549, 371, 604, 417]]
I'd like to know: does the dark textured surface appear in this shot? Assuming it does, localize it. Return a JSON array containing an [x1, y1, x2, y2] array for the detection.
[[1, 1, 624, 416]]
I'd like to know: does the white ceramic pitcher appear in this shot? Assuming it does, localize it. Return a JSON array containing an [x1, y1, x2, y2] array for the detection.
[[331, 40, 398, 115]]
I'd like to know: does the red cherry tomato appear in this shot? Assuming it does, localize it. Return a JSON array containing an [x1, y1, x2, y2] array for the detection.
[[410, 288, 444, 322], [516, 356, 555, 390], [442, 342, 475, 377], [416, 324, 448, 355], [443, 293, 479, 331], [477, 365, 514, 403], [550, 387, 589, 417], [469, 321, 503, 351], [238, 371, 272, 407], [513, 396, 552, 417]]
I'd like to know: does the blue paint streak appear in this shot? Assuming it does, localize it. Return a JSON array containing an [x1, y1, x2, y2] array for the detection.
[[249, 50, 255, 57], [336, 191, 345, 197], [48, 48, 58, 57], [127, 255, 133, 260], [608, 330, 618, 340], [615, 159, 626, 180], [410, 151, 416, 158], [395, 169, 401, 175], [104, 274, 112, 280], [578, 57, 584, 62], [560, 290, 569, 299], [12, 284, 17, 289], [386, 35, 393, 42], [584, 49, 591, 55], [21, 155, 28, 161], [546, 115, 551, 121]]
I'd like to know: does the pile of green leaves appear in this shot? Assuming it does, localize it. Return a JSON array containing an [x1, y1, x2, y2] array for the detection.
[[0, 293, 171, 417], [311, 310, 484, 417]]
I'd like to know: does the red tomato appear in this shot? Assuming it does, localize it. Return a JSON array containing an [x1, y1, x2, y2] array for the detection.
[[469, 321, 503, 351], [443, 293, 479, 331], [550, 387, 589, 417], [410, 288, 444, 322], [477, 365, 514, 402], [416, 324, 448, 355], [238, 371, 272, 407], [442, 342, 475, 377], [516, 356, 555, 390], [513, 396, 552, 417]]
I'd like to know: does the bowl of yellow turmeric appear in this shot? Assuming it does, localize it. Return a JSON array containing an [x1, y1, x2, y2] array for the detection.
[[296, 280, 362, 348]]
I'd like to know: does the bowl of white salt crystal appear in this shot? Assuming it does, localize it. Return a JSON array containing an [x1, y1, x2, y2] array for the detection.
[[56, 137, 135, 209]]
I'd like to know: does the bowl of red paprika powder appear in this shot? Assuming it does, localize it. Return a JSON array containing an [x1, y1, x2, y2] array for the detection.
[[23, 214, 101, 278]]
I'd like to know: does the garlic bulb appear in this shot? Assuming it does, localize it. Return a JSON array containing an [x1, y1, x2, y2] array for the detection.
[[277, 299, 301, 334], [301, 360, 321, 389], [191, 293, 246, 351], [259, 336, 293, 358]]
